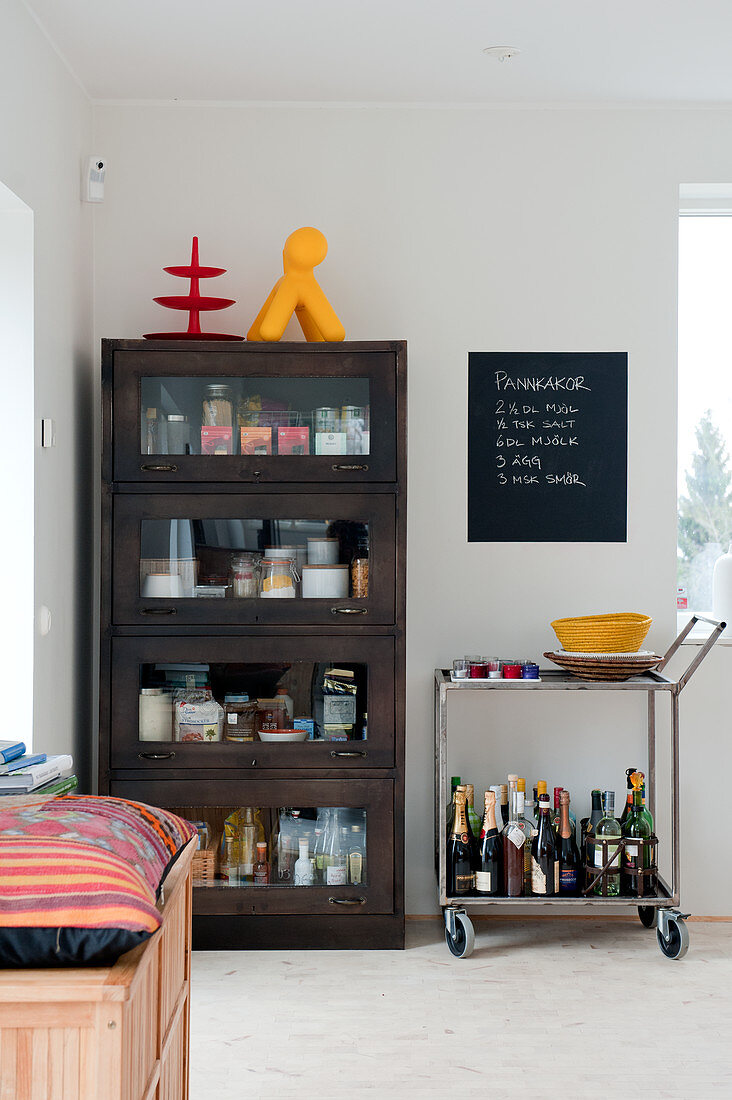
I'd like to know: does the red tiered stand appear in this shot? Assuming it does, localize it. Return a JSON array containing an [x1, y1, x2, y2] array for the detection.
[[143, 236, 244, 340]]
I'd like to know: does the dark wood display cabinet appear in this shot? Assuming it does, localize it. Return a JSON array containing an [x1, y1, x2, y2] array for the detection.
[[99, 340, 406, 950]]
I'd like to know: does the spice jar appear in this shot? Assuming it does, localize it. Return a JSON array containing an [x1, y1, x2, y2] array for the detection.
[[230, 553, 259, 598], [224, 695, 258, 742], [259, 557, 298, 599], [202, 384, 234, 426], [351, 536, 369, 599]]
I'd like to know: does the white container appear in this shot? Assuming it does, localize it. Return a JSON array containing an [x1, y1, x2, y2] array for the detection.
[[141, 572, 184, 599], [301, 564, 349, 598], [139, 689, 173, 741], [712, 541, 732, 633], [307, 537, 339, 565]]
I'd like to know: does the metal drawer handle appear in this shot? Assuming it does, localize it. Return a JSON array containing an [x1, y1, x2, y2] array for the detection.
[[140, 607, 177, 615], [140, 463, 178, 472], [138, 751, 176, 760], [330, 750, 368, 758], [329, 897, 366, 906], [332, 463, 369, 472], [330, 607, 367, 615]]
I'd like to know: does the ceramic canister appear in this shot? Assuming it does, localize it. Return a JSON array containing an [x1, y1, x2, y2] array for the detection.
[[307, 537, 339, 565], [141, 572, 184, 598], [301, 564, 349, 598]]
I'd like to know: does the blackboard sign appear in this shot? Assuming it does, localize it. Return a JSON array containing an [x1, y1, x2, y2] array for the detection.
[[468, 352, 628, 543]]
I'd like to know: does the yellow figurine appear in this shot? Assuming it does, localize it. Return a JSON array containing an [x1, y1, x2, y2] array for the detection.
[[247, 227, 345, 343]]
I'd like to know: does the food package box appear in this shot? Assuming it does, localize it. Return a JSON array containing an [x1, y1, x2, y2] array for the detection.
[[293, 717, 316, 740], [314, 431, 347, 455], [324, 724, 351, 742], [201, 426, 233, 455], [277, 426, 310, 455], [240, 427, 272, 455], [323, 694, 357, 726]]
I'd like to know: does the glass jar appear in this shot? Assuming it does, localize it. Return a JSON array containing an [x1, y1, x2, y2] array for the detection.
[[202, 384, 234, 426], [230, 553, 259, 598], [256, 698, 290, 735], [350, 536, 369, 598], [259, 557, 298, 599], [165, 413, 190, 455], [224, 695, 258, 742]]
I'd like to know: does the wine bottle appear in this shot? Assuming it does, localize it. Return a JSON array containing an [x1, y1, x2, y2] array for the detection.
[[533, 780, 548, 831], [640, 778, 654, 835], [516, 785, 534, 893], [448, 790, 474, 896], [502, 777, 527, 896], [619, 767, 637, 828], [499, 784, 509, 828], [531, 794, 559, 896], [476, 790, 502, 895], [557, 790, 581, 896], [621, 771, 652, 896], [464, 783, 482, 840], [592, 791, 621, 896], [552, 786, 563, 832], [584, 789, 603, 887]]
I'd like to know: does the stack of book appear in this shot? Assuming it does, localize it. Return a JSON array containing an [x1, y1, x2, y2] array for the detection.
[[0, 741, 78, 796]]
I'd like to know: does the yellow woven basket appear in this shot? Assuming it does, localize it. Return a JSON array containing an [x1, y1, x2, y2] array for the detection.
[[551, 612, 652, 654]]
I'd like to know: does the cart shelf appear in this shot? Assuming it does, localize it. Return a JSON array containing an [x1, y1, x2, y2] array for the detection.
[[434, 614, 725, 959]]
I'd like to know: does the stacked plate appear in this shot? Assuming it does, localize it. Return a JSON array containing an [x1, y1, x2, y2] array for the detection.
[[543, 650, 662, 682]]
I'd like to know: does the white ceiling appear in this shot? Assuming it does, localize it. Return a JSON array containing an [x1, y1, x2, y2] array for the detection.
[[24, 0, 732, 105]]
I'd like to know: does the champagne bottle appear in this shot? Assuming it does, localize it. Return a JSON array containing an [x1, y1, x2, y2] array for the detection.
[[445, 776, 462, 833], [557, 790, 581, 896], [621, 771, 652, 896], [476, 790, 502, 895], [501, 777, 527, 896], [531, 794, 559, 896], [448, 790, 474, 896], [592, 791, 621, 896], [619, 767, 637, 828]]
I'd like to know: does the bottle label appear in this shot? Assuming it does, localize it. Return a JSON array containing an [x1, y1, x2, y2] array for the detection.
[[595, 843, 619, 869], [507, 825, 525, 850], [560, 867, 577, 891], [254, 869, 268, 884], [326, 864, 347, 885], [531, 857, 547, 894], [475, 870, 493, 892], [553, 862, 560, 892], [454, 873, 473, 893], [348, 853, 363, 884]]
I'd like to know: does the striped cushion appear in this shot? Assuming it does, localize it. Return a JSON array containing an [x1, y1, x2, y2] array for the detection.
[[0, 797, 195, 967]]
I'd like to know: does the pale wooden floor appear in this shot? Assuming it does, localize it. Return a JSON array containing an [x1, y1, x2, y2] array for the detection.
[[190, 918, 732, 1099]]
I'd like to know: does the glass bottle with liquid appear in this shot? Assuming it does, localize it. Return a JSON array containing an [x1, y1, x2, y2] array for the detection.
[[447, 790, 475, 896], [325, 811, 348, 885], [557, 790, 582, 896], [475, 790, 502, 896], [531, 794, 559, 896], [501, 777, 527, 897], [294, 838, 315, 885], [348, 825, 366, 885], [593, 791, 621, 896], [621, 771, 652, 896]]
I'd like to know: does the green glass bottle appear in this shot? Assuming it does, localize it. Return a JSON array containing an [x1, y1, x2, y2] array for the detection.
[[464, 784, 482, 841], [621, 771, 652, 896], [592, 790, 621, 896], [619, 767, 637, 829], [640, 778, 654, 835]]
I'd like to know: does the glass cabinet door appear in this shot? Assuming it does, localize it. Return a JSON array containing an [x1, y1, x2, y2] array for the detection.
[[110, 635, 395, 768], [110, 347, 400, 483], [110, 778, 394, 915], [112, 493, 395, 625]]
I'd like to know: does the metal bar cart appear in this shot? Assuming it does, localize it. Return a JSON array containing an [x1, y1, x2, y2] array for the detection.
[[434, 615, 724, 959]]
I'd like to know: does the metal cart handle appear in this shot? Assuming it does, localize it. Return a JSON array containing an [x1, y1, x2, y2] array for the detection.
[[655, 614, 726, 692]]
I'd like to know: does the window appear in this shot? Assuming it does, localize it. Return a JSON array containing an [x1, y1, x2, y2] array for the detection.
[[677, 196, 732, 624]]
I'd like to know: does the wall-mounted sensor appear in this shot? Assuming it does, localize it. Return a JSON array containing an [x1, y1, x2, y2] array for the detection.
[[82, 156, 106, 202]]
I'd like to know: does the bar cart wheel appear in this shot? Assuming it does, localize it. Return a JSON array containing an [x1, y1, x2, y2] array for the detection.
[[656, 911, 689, 960], [443, 907, 475, 959], [638, 905, 656, 928]]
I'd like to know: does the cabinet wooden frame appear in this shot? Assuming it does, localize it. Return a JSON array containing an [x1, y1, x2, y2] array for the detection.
[[110, 777, 394, 915], [100, 339, 406, 950], [108, 341, 399, 484], [112, 492, 396, 626], [110, 634, 396, 770]]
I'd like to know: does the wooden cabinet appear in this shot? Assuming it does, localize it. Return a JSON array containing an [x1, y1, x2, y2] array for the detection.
[[100, 340, 406, 950]]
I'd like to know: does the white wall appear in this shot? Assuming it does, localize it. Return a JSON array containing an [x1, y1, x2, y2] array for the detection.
[[93, 103, 732, 914], [0, 0, 94, 784]]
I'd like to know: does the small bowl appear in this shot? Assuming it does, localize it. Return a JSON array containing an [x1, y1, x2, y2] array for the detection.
[[258, 729, 309, 743]]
